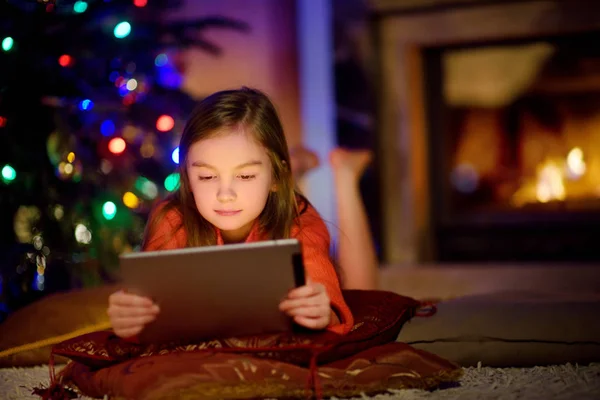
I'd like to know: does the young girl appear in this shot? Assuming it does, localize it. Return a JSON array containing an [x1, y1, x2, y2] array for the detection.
[[107, 87, 354, 339]]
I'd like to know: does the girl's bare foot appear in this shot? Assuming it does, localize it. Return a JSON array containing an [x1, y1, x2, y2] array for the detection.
[[289, 147, 320, 181], [329, 148, 373, 181]]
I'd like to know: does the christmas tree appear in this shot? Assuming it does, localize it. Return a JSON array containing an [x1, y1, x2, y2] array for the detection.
[[0, 0, 249, 322]]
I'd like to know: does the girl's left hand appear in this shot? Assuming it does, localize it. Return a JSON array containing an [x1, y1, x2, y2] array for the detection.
[[279, 279, 332, 330]]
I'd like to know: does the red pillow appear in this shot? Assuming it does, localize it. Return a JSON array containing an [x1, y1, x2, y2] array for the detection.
[[58, 342, 461, 400], [52, 290, 420, 369]]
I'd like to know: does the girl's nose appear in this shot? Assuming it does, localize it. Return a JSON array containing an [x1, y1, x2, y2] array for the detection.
[[217, 185, 236, 203]]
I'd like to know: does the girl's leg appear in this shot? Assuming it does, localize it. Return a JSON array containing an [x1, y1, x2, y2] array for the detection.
[[289, 145, 379, 290], [329, 148, 379, 290]]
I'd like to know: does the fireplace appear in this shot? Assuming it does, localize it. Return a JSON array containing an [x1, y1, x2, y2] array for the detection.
[[424, 32, 600, 262], [373, 0, 600, 264]]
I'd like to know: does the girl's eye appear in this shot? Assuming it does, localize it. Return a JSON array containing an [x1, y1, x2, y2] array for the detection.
[[198, 176, 215, 181], [238, 174, 256, 181]]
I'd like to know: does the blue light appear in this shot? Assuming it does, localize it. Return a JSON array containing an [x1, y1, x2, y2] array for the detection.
[[156, 62, 182, 89], [100, 120, 115, 136], [114, 22, 131, 39], [109, 71, 120, 82], [171, 147, 180, 164], [32, 273, 44, 291], [79, 99, 93, 110], [154, 53, 168, 67], [118, 85, 129, 97]]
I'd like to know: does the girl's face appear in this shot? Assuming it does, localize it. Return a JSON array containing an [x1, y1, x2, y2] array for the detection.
[[186, 128, 274, 243]]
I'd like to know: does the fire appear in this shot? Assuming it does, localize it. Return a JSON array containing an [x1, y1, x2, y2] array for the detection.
[[512, 147, 588, 206], [566, 147, 586, 179], [535, 161, 565, 203]]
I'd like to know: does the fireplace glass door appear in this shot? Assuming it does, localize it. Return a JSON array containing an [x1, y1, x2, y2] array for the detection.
[[425, 32, 600, 262]]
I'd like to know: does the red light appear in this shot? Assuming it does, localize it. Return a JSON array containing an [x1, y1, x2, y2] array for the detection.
[[156, 115, 174, 132], [0, 117, 6, 127], [134, 0, 148, 7], [58, 54, 72, 67], [108, 138, 126, 154], [122, 93, 136, 106]]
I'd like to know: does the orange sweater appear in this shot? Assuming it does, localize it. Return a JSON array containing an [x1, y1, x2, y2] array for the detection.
[[143, 201, 354, 335]]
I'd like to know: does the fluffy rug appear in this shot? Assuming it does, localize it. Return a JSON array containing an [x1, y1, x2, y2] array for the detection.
[[1, 363, 599, 400]]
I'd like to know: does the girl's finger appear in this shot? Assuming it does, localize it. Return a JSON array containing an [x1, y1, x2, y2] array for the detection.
[[287, 285, 318, 299], [107, 305, 160, 319], [279, 294, 326, 311], [114, 326, 144, 339], [283, 305, 329, 318], [111, 314, 157, 329], [293, 315, 328, 330], [109, 292, 155, 308]]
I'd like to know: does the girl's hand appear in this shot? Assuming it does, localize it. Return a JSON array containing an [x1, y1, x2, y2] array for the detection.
[[107, 290, 160, 338], [279, 279, 333, 330]]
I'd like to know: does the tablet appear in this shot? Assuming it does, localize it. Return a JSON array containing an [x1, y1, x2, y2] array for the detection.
[[119, 238, 305, 344]]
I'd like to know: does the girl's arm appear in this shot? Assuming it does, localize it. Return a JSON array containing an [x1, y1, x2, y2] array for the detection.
[[293, 204, 354, 335]]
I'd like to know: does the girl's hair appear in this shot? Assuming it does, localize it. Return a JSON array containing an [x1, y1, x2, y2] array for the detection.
[[143, 87, 302, 248]]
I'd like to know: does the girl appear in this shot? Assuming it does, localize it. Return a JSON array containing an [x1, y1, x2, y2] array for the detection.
[[107, 87, 354, 339]]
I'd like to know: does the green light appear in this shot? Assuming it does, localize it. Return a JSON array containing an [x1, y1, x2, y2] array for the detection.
[[73, 1, 88, 13], [114, 22, 131, 39], [1, 164, 16, 182], [2, 37, 14, 52], [164, 173, 180, 192], [135, 176, 158, 199], [102, 201, 117, 220], [134, 176, 150, 192]]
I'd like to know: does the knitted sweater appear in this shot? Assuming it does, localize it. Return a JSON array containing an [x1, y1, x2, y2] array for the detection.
[[144, 201, 354, 335]]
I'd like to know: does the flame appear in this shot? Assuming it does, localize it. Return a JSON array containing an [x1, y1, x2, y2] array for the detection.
[[511, 147, 588, 206], [535, 161, 565, 203], [566, 147, 586, 179]]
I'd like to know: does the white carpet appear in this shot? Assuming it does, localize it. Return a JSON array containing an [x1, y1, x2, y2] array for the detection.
[[1, 363, 599, 399]]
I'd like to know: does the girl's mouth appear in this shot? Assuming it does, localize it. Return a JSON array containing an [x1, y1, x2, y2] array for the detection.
[[215, 210, 241, 216]]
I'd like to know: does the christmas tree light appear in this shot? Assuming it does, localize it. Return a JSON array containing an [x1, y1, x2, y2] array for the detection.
[[114, 21, 131, 39], [154, 53, 168, 67], [1, 36, 13, 51], [58, 54, 73, 67], [126, 78, 137, 91], [156, 115, 174, 132], [73, 1, 88, 13], [123, 192, 140, 208], [108, 137, 126, 154], [2, 164, 16, 182], [102, 201, 117, 220], [164, 173, 180, 192], [100, 120, 115, 136], [79, 99, 93, 110]]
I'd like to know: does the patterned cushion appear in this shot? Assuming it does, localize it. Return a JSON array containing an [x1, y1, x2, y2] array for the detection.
[[52, 290, 421, 368], [58, 342, 462, 399]]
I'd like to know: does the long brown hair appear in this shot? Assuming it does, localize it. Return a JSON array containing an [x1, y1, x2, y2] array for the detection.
[[143, 87, 301, 248]]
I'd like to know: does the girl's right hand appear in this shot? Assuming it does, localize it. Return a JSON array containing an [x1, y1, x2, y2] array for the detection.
[[107, 290, 160, 339]]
